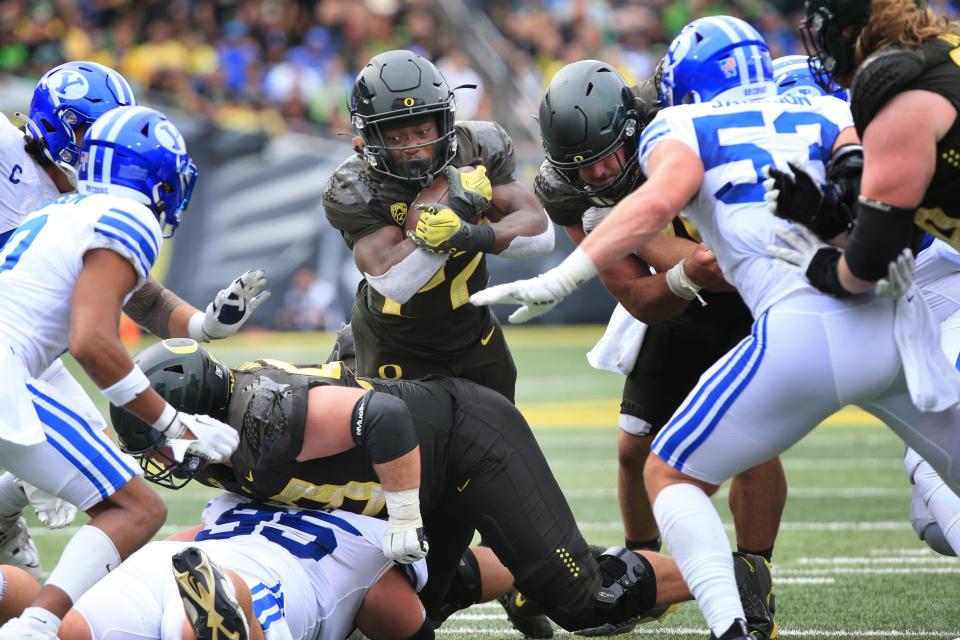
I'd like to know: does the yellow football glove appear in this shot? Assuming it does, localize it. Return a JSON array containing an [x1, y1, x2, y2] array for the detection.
[[444, 165, 493, 220], [409, 205, 495, 254]]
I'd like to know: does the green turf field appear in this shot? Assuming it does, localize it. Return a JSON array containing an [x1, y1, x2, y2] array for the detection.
[[36, 327, 960, 639]]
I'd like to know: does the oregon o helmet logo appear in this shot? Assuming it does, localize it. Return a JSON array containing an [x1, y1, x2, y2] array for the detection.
[[403, 97, 415, 107], [573, 155, 584, 162], [49, 70, 89, 100]]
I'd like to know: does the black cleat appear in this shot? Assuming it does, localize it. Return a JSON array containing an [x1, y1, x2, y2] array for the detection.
[[732, 552, 778, 640], [709, 618, 754, 640], [173, 546, 250, 640], [498, 589, 554, 639], [576, 602, 679, 637]]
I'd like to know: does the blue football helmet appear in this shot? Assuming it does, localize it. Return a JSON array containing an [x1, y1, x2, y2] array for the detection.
[[658, 16, 775, 107], [773, 55, 848, 101], [78, 106, 198, 236], [18, 61, 136, 184]]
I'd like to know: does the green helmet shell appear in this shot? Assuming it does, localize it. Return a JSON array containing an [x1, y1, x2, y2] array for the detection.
[[539, 60, 644, 206], [350, 49, 458, 185], [108, 338, 231, 489]]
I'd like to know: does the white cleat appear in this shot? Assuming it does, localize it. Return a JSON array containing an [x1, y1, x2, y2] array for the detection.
[[0, 516, 42, 579]]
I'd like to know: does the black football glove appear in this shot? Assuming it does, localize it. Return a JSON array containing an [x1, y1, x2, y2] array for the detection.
[[763, 163, 853, 240]]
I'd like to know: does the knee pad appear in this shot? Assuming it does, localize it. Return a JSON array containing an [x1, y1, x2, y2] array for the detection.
[[919, 522, 958, 557], [426, 548, 482, 627], [594, 547, 657, 616]]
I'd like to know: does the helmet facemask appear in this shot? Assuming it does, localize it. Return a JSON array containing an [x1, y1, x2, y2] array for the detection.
[[801, 0, 871, 91], [355, 109, 457, 186]]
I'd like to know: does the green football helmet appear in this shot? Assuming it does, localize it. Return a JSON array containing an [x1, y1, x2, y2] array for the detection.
[[109, 338, 232, 489], [350, 49, 457, 185], [539, 60, 645, 206]]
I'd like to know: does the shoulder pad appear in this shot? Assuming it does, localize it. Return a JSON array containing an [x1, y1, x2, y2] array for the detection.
[[534, 161, 591, 227], [851, 47, 926, 137], [455, 121, 516, 184], [322, 155, 373, 210]]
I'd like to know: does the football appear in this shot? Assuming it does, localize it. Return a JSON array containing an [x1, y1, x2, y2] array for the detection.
[[406, 166, 486, 232]]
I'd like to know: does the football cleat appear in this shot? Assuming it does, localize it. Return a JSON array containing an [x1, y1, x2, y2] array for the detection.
[[709, 618, 754, 640], [0, 515, 42, 579], [498, 589, 554, 639], [732, 552, 778, 640], [173, 546, 250, 640]]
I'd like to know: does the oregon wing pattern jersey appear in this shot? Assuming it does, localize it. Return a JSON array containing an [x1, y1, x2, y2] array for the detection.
[[0, 193, 161, 377], [0, 116, 61, 244], [323, 121, 516, 353], [202, 360, 453, 517], [638, 95, 853, 316]]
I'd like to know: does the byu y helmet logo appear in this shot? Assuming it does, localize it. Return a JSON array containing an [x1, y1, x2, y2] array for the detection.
[[155, 121, 185, 154], [50, 70, 89, 100]]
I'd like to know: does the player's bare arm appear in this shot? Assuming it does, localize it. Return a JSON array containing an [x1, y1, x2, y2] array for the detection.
[[837, 91, 955, 292], [580, 140, 704, 272], [484, 180, 552, 253], [565, 224, 690, 323]]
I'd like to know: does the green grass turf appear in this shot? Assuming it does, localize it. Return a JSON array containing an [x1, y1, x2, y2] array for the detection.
[[32, 327, 960, 639]]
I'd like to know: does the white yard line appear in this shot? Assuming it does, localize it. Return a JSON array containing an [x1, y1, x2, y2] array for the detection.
[[563, 487, 909, 499], [578, 521, 913, 532]]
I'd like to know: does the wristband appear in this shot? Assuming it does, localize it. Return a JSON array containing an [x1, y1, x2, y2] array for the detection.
[[151, 404, 185, 438], [665, 259, 707, 306], [187, 311, 210, 342], [101, 367, 150, 406]]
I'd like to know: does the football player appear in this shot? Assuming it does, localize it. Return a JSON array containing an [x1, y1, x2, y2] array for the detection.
[[772, 0, 960, 296], [765, 55, 960, 557], [0, 106, 240, 639], [322, 49, 555, 403], [0, 492, 431, 640], [109, 339, 777, 637], [534, 61, 786, 607], [0, 61, 269, 579], [472, 15, 960, 639]]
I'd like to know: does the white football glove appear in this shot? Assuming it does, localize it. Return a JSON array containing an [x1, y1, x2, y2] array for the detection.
[[470, 248, 597, 323], [581, 206, 613, 234], [190, 270, 271, 342], [165, 413, 240, 464], [875, 248, 915, 299], [383, 489, 428, 564], [767, 224, 832, 275], [20, 482, 76, 529]]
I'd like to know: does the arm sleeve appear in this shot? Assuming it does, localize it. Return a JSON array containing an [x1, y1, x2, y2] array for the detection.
[[350, 390, 419, 464]]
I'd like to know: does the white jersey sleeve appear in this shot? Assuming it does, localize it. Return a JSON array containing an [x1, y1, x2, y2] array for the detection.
[[86, 198, 162, 284]]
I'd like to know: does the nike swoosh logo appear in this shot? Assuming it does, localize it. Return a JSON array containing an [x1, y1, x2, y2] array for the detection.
[[457, 479, 470, 492], [480, 326, 496, 346], [246, 471, 254, 482]]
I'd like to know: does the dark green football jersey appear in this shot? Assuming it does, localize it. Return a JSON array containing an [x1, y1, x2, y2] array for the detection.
[[323, 121, 517, 356]]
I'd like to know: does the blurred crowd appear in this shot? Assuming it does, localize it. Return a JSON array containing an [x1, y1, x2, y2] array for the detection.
[[2, 0, 959, 138]]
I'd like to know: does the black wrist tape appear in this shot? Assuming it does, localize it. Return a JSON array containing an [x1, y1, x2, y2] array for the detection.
[[466, 223, 496, 253], [805, 247, 850, 297]]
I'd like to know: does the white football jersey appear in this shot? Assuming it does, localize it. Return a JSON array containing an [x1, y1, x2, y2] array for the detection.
[[0, 116, 61, 241], [0, 193, 161, 377], [198, 493, 427, 640], [638, 94, 854, 316]]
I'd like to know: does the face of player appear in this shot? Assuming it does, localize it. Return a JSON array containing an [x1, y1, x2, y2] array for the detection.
[[577, 145, 627, 188], [381, 118, 438, 164]]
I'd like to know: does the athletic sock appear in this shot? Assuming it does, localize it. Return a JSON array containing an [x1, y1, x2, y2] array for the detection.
[[45, 525, 121, 603], [653, 483, 744, 638], [736, 544, 774, 562]]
